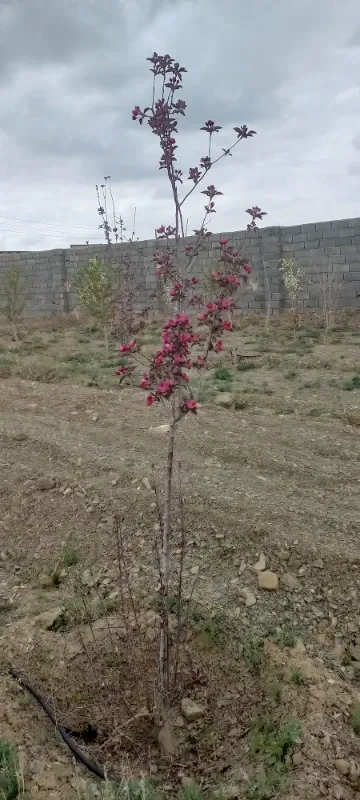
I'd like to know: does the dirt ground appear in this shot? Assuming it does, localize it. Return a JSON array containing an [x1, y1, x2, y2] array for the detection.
[[1, 311, 360, 799]]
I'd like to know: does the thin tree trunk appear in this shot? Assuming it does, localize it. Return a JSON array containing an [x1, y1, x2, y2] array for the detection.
[[158, 418, 175, 715], [104, 324, 108, 354], [11, 320, 18, 342]]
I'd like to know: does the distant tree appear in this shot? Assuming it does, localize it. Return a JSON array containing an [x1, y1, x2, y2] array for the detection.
[[75, 256, 114, 352]]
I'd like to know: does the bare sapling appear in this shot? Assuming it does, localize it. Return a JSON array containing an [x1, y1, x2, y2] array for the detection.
[[314, 263, 336, 340], [75, 256, 114, 353], [279, 256, 305, 337], [96, 177, 147, 339], [0, 264, 28, 341]]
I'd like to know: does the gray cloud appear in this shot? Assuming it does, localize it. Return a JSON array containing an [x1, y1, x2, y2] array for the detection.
[[0, 0, 359, 250]]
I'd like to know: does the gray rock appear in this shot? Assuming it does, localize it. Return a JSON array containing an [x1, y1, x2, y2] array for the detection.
[[335, 759, 350, 776], [239, 588, 257, 607], [37, 476, 56, 491], [181, 698, 205, 722], [280, 572, 299, 590], [253, 553, 266, 572], [34, 607, 65, 631], [258, 570, 279, 591]]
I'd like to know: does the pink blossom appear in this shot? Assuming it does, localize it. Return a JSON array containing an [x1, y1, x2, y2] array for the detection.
[[183, 399, 197, 413], [219, 237, 229, 246], [119, 338, 137, 353], [215, 339, 224, 352], [115, 365, 129, 376], [146, 394, 155, 406], [222, 320, 232, 331]]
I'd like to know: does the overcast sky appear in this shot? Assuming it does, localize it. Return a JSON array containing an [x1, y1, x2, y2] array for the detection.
[[0, 0, 359, 251]]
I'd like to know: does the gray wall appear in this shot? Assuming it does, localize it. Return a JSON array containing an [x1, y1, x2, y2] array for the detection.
[[1, 216, 360, 317]]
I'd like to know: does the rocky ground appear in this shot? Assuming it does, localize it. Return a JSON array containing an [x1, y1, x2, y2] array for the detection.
[[1, 314, 360, 798]]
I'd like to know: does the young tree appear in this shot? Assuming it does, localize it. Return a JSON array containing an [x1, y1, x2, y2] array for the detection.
[[75, 256, 114, 352], [0, 264, 28, 341], [113, 53, 266, 730], [279, 257, 304, 337]]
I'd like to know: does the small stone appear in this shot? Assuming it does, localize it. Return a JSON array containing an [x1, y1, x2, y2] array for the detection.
[[292, 752, 303, 767], [141, 477, 154, 492], [91, 414, 98, 422], [297, 565, 307, 576], [190, 565, 199, 575], [253, 553, 266, 572], [214, 392, 234, 409], [238, 560, 246, 575], [350, 644, 360, 662], [258, 570, 279, 591], [111, 478, 118, 486], [63, 487, 72, 496], [280, 572, 299, 590], [37, 476, 56, 491], [149, 424, 170, 435], [181, 698, 205, 722], [12, 432, 28, 441], [335, 759, 350, 776], [239, 588, 257, 607], [34, 607, 65, 631], [313, 559, 324, 569]]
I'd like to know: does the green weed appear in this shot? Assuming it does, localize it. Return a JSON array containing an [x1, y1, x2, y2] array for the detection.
[[343, 375, 360, 391], [290, 668, 306, 686], [0, 739, 22, 799], [214, 367, 233, 382], [237, 361, 258, 372]]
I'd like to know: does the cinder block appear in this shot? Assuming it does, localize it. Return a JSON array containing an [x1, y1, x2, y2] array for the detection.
[[338, 228, 356, 238], [344, 271, 360, 280], [349, 262, 360, 271], [281, 234, 293, 243], [300, 223, 317, 234], [283, 225, 301, 234], [347, 218, 360, 227], [292, 233, 307, 242], [315, 222, 332, 231], [325, 246, 341, 255], [340, 245, 358, 254]]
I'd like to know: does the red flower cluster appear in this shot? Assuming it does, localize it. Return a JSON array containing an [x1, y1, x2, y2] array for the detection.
[[139, 313, 199, 414], [119, 338, 137, 353]]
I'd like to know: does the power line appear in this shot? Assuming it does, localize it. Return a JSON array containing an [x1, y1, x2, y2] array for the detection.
[[0, 226, 101, 241], [0, 213, 100, 233]]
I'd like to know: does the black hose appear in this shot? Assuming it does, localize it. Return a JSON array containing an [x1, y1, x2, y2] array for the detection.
[[10, 668, 110, 781]]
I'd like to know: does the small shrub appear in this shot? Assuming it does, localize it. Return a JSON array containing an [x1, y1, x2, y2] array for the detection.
[[237, 360, 257, 372], [0, 739, 22, 800], [243, 635, 264, 673], [214, 367, 232, 381], [75, 257, 114, 352], [250, 717, 300, 766], [290, 668, 306, 686], [343, 375, 360, 391], [246, 770, 286, 800], [62, 548, 78, 568], [234, 395, 249, 410], [0, 264, 28, 342]]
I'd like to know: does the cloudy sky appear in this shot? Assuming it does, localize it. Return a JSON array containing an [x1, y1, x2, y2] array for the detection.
[[0, 0, 359, 251]]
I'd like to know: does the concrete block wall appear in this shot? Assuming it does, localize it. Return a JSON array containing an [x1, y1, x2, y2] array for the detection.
[[1, 216, 360, 317]]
